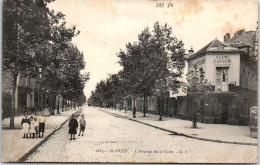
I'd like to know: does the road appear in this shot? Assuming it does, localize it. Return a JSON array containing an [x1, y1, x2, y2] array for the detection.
[[25, 106, 257, 163]]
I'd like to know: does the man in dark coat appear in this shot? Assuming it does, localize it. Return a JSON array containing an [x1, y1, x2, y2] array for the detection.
[[68, 114, 78, 140]]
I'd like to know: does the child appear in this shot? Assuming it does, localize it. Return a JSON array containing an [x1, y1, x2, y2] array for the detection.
[[34, 117, 39, 138], [68, 114, 78, 140], [38, 112, 46, 138], [21, 113, 30, 138], [78, 114, 86, 136], [29, 116, 36, 138]]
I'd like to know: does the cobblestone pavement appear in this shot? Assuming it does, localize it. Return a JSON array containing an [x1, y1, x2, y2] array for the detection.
[[25, 106, 257, 163]]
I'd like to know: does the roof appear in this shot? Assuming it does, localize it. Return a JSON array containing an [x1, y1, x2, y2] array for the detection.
[[229, 43, 250, 48], [188, 38, 242, 60]]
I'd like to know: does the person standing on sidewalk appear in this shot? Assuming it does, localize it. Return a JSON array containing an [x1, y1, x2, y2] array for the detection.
[[21, 113, 31, 138], [29, 116, 36, 138], [34, 117, 39, 138], [78, 114, 86, 136], [38, 113, 46, 138], [68, 114, 78, 140]]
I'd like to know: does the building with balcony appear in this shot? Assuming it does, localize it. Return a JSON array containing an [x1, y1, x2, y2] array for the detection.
[[186, 38, 257, 92]]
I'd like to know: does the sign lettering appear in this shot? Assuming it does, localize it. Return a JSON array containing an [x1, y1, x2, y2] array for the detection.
[[214, 55, 231, 63]]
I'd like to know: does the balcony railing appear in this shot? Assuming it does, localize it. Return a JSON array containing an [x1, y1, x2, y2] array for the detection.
[[208, 81, 236, 92]]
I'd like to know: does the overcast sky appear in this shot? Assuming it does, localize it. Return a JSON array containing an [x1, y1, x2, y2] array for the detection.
[[48, 0, 258, 99]]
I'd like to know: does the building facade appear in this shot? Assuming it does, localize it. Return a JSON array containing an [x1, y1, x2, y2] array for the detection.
[[186, 38, 257, 92], [2, 71, 37, 117], [182, 36, 258, 125]]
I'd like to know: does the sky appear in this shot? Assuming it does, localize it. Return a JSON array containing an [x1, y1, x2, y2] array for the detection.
[[48, 0, 258, 100]]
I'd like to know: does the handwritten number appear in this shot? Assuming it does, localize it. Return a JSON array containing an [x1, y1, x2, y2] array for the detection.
[[156, 3, 164, 8], [167, 2, 173, 8], [156, 2, 173, 8]]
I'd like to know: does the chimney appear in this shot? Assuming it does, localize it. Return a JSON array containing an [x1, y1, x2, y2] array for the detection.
[[188, 46, 194, 56], [224, 33, 230, 43]]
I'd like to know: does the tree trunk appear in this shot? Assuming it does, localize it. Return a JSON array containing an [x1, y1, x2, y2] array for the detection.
[[192, 100, 198, 128], [10, 73, 17, 129], [65, 99, 67, 110], [57, 95, 60, 114], [43, 92, 47, 109], [165, 97, 168, 116], [160, 98, 167, 120], [9, 0, 18, 129], [52, 93, 56, 115], [125, 100, 127, 113], [39, 89, 43, 111], [159, 98, 163, 121], [62, 96, 64, 112], [159, 107, 162, 121], [143, 94, 146, 117], [66, 99, 68, 110], [133, 97, 136, 118]]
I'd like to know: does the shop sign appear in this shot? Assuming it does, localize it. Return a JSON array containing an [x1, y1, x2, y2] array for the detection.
[[214, 55, 231, 63]]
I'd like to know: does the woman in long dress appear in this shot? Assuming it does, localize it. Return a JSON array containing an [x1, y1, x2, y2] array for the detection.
[[68, 114, 78, 140], [21, 113, 30, 138]]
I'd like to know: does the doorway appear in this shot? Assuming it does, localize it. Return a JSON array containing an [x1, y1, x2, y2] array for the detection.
[[216, 67, 229, 91]]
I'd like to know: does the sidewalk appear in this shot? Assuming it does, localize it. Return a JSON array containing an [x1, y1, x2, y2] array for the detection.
[[1, 108, 81, 162], [100, 108, 258, 145]]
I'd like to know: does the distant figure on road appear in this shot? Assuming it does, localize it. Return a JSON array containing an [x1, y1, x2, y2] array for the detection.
[[68, 114, 78, 140], [21, 113, 30, 138], [78, 114, 86, 136], [43, 106, 50, 116]]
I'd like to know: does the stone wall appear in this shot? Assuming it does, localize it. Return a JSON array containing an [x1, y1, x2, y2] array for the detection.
[[176, 90, 257, 125]]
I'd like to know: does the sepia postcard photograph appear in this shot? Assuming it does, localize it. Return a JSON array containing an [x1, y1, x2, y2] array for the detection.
[[1, 0, 259, 163]]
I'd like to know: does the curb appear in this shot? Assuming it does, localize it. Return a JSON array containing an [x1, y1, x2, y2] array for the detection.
[[18, 109, 82, 162], [100, 109, 257, 146]]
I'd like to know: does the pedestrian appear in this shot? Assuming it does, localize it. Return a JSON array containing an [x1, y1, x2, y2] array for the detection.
[[21, 113, 30, 138], [29, 116, 36, 138], [78, 114, 86, 136], [34, 117, 39, 138], [68, 114, 78, 140], [38, 112, 46, 138]]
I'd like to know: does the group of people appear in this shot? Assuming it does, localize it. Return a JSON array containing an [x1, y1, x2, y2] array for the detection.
[[21, 111, 86, 141], [68, 114, 86, 141], [21, 112, 46, 139]]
